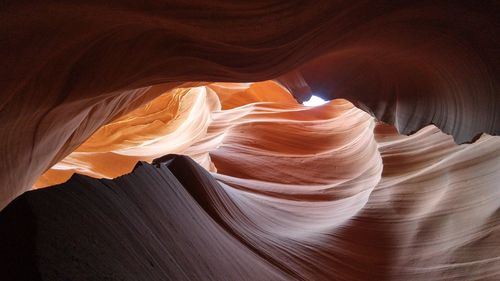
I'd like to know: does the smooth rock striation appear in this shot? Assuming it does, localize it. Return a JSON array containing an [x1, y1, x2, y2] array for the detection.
[[1, 1, 500, 208]]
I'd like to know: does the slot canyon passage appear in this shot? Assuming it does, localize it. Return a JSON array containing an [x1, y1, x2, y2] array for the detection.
[[1, 1, 500, 281]]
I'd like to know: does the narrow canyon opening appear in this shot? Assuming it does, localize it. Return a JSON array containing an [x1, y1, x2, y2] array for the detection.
[[302, 95, 328, 107]]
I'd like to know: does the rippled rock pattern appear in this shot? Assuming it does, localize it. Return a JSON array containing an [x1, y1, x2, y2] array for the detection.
[[1, 1, 500, 207], [1, 1, 500, 280], [7, 81, 499, 280], [1, 159, 286, 281]]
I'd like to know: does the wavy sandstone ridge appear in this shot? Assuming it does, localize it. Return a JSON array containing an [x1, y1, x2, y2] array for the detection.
[[1, 144, 499, 280], [1, 1, 500, 208], [2, 81, 496, 280]]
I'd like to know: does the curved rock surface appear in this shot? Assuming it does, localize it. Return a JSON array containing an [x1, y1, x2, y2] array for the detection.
[[2, 145, 499, 280], [1, 2, 500, 280], [1, 159, 287, 281], [1, 1, 500, 208], [6, 81, 496, 280]]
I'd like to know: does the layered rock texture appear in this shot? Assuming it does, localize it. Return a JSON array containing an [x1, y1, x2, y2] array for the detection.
[[1, 1, 500, 280], [2, 81, 499, 280]]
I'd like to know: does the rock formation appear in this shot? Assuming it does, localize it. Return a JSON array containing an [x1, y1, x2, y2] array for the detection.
[[1, 1, 500, 280]]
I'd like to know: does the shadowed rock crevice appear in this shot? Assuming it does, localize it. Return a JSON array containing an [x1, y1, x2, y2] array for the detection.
[[0, 156, 285, 281]]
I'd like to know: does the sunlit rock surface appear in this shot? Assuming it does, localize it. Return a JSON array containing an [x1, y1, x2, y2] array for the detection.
[[2, 141, 499, 280], [1, 1, 500, 208], [1, 81, 497, 280]]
